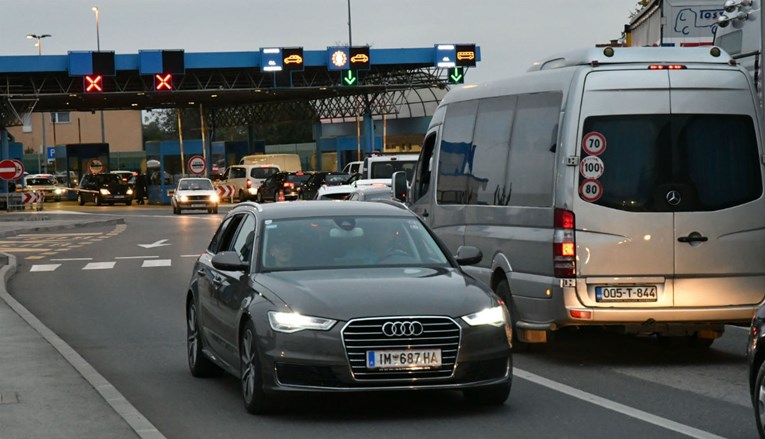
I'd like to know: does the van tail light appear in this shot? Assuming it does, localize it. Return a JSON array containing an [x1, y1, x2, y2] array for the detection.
[[246, 180, 252, 188], [553, 209, 576, 278]]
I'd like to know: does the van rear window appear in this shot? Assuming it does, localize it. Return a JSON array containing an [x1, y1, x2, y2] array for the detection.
[[251, 167, 279, 179], [579, 114, 762, 212]]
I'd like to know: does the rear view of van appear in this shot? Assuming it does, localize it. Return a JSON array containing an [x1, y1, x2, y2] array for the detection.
[[404, 47, 765, 347]]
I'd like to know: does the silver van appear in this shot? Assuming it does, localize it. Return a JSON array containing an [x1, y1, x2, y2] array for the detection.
[[394, 46, 765, 347]]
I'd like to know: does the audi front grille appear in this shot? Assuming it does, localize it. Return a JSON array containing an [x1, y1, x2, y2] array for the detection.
[[341, 316, 461, 382]]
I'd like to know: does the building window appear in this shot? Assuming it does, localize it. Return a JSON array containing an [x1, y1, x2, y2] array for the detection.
[[51, 112, 71, 124]]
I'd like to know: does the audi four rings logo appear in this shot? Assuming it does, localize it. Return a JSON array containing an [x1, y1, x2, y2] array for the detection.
[[382, 321, 424, 337], [666, 190, 682, 206]]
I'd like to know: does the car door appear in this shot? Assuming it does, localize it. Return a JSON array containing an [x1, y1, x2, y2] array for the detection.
[[212, 213, 257, 367], [197, 214, 245, 368]]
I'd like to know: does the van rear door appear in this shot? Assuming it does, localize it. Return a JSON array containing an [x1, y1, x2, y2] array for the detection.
[[574, 70, 675, 308], [668, 69, 765, 307]]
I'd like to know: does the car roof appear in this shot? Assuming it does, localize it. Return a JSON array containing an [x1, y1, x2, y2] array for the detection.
[[230, 200, 409, 221]]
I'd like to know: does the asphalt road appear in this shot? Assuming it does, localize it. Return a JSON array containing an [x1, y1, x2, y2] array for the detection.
[[5, 204, 758, 438]]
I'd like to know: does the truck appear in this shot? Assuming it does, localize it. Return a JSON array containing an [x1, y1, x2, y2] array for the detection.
[[239, 153, 302, 172], [626, 0, 724, 47], [714, 1, 762, 95]]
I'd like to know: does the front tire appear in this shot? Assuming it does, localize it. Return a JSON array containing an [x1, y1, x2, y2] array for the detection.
[[187, 297, 223, 377], [239, 190, 247, 203], [495, 279, 531, 350], [95, 195, 102, 206], [240, 320, 273, 414], [77, 194, 85, 206]]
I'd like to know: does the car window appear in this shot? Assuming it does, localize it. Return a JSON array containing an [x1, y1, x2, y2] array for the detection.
[[231, 167, 246, 179], [250, 167, 279, 179], [230, 215, 257, 266], [208, 214, 244, 254], [580, 114, 761, 212], [261, 216, 449, 271]]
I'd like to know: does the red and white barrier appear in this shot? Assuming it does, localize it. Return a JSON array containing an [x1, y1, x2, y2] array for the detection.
[[215, 185, 237, 203]]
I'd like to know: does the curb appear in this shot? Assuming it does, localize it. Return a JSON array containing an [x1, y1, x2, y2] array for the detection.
[[0, 222, 166, 439], [0, 217, 126, 238]]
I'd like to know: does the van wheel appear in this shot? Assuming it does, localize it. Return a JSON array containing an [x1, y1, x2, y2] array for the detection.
[[77, 194, 84, 206], [95, 195, 102, 206], [257, 192, 263, 203], [238, 190, 246, 203], [495, 279, 531, 351]]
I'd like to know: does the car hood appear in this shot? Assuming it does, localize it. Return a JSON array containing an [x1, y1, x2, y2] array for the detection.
[[254, 267, 495, 320]]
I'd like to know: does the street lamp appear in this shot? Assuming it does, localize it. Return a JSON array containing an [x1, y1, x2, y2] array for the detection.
[[26, 34, 51, 56], [347, 0, 353, 47], [92, 6, 105, 143]]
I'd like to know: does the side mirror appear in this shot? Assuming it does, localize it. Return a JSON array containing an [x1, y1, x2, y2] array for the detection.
[[391, 171, 408, 202], [455, 245, 482, 266], [211, 251, 248, 272]]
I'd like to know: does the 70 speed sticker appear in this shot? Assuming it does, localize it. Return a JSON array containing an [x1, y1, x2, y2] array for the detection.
[[579, 179, 603, 203]]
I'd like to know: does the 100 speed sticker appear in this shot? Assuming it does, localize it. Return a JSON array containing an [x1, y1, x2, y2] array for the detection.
[[579, 179, 603, 203], [580, 155, 604, 179]]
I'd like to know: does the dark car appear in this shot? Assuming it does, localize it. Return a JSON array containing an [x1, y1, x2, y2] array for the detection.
[[77, 173, 133, 206], [255, 171, 311, 202], [299, 172, 351, 200], [186, 201, 512, 414], [749, 305, 765, 437]]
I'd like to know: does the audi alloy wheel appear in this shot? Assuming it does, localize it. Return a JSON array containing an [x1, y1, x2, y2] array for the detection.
[[187, 297, 222, 377], [240, 320, 272, 414]]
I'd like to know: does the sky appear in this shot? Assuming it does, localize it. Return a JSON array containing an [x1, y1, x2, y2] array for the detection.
[[4, 0, 640, 84]]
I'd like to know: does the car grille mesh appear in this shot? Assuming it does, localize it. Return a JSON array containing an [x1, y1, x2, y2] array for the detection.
[[342, 316, 461, 381]]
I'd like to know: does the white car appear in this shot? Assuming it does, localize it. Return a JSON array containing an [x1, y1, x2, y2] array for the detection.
[[171, 177, 219, 214], [24, 174, 66, 202], [314, 178, 390, 200]]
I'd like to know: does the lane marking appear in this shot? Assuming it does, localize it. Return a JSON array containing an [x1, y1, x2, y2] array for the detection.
[[30, 264, 61, 272], [83, 262, 116, 270], [50, 258, 93, 261], [142, 259, 171, 268], [516, 368, 726, 439], [115, 256, 159, 260], [16, 232, 104, 237], [181, 254, 201, 258]]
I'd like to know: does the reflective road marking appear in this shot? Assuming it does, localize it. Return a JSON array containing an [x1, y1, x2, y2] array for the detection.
[[30, 264, 61, 272], [141, 259, 171, 268], [82, 262, 116, 270], [515, 369, 726, 439]]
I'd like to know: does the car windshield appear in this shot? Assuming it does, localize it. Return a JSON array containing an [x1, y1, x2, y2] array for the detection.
[[178, 179, 213, 191], [96, 174, 122, 184], [325, 174, 351, 185], [251, 167, 279, 179], [27, 178, 56, 186], [261, 216, 450, 271], [286, 174, 311, 184]]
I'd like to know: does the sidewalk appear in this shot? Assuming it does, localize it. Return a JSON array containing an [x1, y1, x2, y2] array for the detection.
[[0, 211, 165, 439]]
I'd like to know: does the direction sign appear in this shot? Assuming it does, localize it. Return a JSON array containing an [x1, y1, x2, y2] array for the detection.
[[188, 155, 207, 175], [88, 158, 104, 174], [0, 159, 21, 180]]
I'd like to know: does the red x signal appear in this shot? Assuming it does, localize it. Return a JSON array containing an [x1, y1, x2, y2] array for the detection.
[[84, 75, 103, 92], [155, 73, 173, 91]]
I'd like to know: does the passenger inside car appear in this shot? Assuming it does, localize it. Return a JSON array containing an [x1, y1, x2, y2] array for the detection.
[[267, 239, 293, 268]]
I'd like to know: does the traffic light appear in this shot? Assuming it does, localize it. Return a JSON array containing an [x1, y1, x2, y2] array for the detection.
[[447, 67, 465, 84], [83, 74, 104, 92], [154, 73, 174, 91], [455, 44, 477, 67], [342, 70, 358, 86]]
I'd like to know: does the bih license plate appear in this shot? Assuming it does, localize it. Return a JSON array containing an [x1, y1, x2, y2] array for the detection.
[[596, 286, 658, 302], [366, 349, 442, 369]]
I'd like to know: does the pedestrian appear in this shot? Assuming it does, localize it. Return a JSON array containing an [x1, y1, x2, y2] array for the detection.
[[134, 171, 148, 205]]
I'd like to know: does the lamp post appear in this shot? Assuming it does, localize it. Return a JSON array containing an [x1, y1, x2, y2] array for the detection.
[[27, 33, 52, 172], [347, 0, 353, 47], [92, 6, 105, 143], [26, 33, 51, 56]]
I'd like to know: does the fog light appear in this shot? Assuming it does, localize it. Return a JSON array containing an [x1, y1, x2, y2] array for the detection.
[[569, 309, 592, 320]]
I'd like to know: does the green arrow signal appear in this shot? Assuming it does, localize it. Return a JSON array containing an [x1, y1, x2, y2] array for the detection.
[[343, 70, 358, 86], [449, 67, 464, 84]]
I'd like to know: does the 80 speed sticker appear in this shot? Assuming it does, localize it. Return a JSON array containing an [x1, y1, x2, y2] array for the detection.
[[579, 179, 603, 203]]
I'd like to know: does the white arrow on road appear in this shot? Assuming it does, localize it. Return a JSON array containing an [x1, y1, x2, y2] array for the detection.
[[138, 239, 171, 249]]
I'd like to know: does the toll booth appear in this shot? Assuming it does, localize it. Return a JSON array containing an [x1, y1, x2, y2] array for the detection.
[[320, 136, 382, 172], [52, 143, 109, 200], [209, 140, 260, 176]]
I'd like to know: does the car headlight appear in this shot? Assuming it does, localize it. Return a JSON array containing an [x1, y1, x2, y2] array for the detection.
[[461, 306, 506, 327], [180, 195, 189, 202], [54, 188, 62, 195], [99, 188, 111, 195], [127, 188, 134, 195], [268, 311, 336, 333], [209, 194, 219, 203]]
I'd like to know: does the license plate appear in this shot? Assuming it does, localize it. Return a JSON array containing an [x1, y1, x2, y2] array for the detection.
[[366, 349, 442, 369], [596, 286, 658, 302], [191, 203, 206, 207]]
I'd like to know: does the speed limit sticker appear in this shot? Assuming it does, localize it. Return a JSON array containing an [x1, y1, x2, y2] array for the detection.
[[579, 178, 603, 203], [582, 131, 607, 156], [580, 155, 604, 179]]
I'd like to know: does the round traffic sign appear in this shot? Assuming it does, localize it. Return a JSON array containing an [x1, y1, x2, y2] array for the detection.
[[0, 159, 21, 180], [188, 155, 207, 175], [10, 159, 24, 180], [88, 158, 104, 174], [582, 131, 607, 156], [579, 178, 604, 203], [580, 155, 605, 179]]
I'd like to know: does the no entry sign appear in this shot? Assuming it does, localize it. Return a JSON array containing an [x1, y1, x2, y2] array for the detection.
[[88, 158, 105, 174], [188, 155, 207, 175], [0, 159, 24, 180]]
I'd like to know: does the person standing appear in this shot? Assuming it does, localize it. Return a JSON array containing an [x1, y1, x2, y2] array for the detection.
[[134, 171, 148, 205]]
